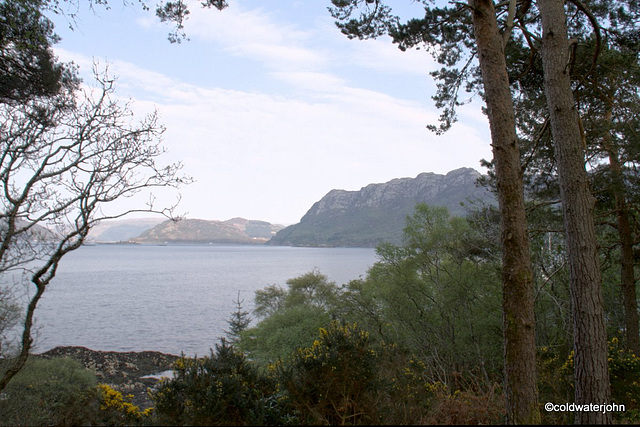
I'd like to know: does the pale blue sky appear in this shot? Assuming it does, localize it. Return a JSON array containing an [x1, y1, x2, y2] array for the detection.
[[47, 0, 492, 225]]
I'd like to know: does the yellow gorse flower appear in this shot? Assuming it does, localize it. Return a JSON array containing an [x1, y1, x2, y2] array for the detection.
[[97, 384, 152, 420]]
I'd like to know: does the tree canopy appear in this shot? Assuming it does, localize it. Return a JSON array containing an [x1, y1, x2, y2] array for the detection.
[[0, 0, 78, 103]]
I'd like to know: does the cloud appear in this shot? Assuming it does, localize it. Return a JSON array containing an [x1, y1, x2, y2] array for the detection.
[[347, 37, 436, 77], [185, 2, 326, 71], [270, 71, 346, 92], [51, 2, 492, 224], [182, 1, 434, 92]]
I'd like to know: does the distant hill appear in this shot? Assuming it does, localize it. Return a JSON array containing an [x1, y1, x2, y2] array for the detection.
[[131, 218, 285, 244], [88, 218, 166, 243], [268, 168, 495, 247]]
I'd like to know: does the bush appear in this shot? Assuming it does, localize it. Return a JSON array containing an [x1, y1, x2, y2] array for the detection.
[[241, 271, 341, 367], [537, 345, 574, 424], [152, 321, 504, 426], [421, 382, 504, 425], [607, 336, 640, 422], [0, 357, 97, 426], [151, 340, 280, 426], [241, 305, 331, 367], [274, 321, 504, 425], [273, 321, 382, 425], [538, 337, 640, 424], [93, 383, 154, 426]]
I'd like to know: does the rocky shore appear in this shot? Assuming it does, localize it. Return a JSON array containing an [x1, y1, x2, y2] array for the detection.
[[37, 346, 180, 410]]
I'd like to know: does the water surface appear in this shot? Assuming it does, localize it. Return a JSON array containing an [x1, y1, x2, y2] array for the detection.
[[31, 244, 377, 356]]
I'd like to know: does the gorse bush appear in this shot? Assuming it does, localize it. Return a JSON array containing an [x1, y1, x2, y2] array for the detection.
[[536, 345, 574, 424], [151, 339, 280, 426], [270, 321, 499, 425], [150, 321, 500, 425], [94, 383, 154, 426], [537, 336, 640, 424], [607, 336, 640, 420], [273, 322, 382, 425]]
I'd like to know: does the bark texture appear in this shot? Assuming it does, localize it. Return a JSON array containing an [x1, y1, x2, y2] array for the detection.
[[538, 0, 612, 423], [469, 0, 539, 423]]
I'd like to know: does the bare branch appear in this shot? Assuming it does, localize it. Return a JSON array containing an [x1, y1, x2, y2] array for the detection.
[[0, 65, 191, 391]]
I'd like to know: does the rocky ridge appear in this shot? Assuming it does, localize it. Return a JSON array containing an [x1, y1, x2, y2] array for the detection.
[[268, 168, 494, 247]]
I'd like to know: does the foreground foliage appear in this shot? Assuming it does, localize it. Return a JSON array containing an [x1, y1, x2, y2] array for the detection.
[[153, 322, 505, 425], [0, 357, 97, 426], [2, 328, 640, 425], [96, 384, 154, 425], [152, 340, 281, 426]]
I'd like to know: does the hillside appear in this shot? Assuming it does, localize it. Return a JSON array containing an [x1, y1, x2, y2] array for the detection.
[[88, 218, 166, 243], [132, 218, 284, 244], [268, 168, 494, 247]]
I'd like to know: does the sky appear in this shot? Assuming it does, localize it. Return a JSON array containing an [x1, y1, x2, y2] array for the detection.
[[46, 0, 493, 225]]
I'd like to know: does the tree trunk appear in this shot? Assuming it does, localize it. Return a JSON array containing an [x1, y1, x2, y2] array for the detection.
[[604, 128, 639, 355], [538, 0, 612, 423], [612, 154, 639, 355], [469, 1, 539, 423], [0, 279, 45, 392]]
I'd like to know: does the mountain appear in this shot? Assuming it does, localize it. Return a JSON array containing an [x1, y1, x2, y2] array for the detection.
[[88, 218, 166, 243], [268, 168, 495, 247], [131, 218, 285, 244]]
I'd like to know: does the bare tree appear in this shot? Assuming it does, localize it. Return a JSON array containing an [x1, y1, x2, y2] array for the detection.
[[0, 66, 191, 391]]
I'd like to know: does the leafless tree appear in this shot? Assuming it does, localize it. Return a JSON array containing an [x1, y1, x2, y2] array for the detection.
[[0, 66, 191, 391]]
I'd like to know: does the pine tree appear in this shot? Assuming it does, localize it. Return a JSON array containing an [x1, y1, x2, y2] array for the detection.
[[224, 292, 251, 346]]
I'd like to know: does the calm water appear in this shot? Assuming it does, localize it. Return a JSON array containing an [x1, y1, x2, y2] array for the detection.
[[29, 244, 377, 356]]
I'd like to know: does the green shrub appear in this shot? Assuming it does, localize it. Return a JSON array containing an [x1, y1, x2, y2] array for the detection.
[[151, 340, 280, 426], [0, 357, 97, 426], [241, 271, 341, 367], [607, 336, 640, 422], [538, 336, 640, 424], [274, 321, 503, 425], [241, 305, 331, 367], [537, 345, 574, 424], [273, 321, 386, 425]]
